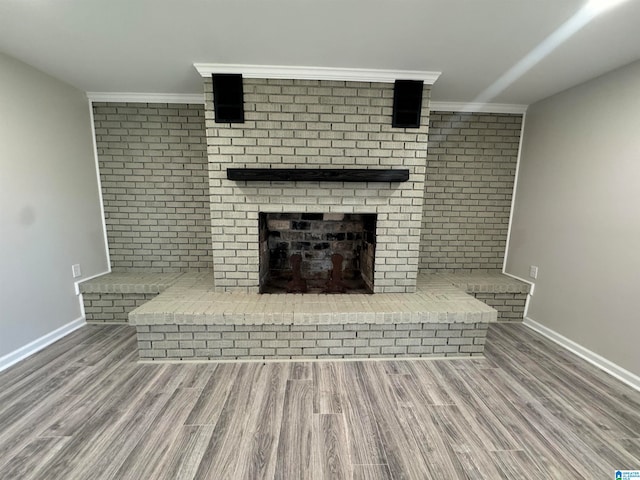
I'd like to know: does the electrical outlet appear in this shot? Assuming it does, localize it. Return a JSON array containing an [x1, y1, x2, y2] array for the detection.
[[529, 265, 538, 279], [72, 264, 82, 278]]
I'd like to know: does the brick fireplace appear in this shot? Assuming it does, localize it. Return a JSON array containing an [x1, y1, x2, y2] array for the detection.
[[205, 78, 431, 293], [87, 84, 529, 361]]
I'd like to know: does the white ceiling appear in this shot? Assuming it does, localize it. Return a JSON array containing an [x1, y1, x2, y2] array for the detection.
[[0, 0, 639, 105]]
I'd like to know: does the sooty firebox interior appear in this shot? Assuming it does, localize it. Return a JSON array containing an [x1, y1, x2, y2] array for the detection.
[[259, 213, 376, 294]]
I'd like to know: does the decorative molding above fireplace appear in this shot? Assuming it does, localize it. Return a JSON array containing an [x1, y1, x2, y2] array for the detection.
[[227, 168, 410, 183], [194, 63, 441, 84], [85, 92, 529, 114]]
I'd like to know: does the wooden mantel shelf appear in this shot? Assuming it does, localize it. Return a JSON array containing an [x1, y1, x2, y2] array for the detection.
[[226, 168, 410, 182]]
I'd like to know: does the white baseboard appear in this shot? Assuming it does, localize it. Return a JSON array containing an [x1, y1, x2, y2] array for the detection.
[[523, 316, 640, 392], [0, 317, 86, 372]]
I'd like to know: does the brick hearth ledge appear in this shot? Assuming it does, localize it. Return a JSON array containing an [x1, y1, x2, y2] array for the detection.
[[81, 271, 530, 361], [127, 273, 498, 361]]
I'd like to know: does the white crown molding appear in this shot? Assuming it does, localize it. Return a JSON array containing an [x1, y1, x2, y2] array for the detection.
[[0, 317, 86, 372], [524, 316, 640, 392], [193, 63, 441, 84], [86, 92, 205, 104], [430, 101, 528, 114]]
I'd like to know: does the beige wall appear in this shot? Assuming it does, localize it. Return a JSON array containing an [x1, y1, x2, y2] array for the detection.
[[506, 60, 640, 376], [0, 52, 108, 359]]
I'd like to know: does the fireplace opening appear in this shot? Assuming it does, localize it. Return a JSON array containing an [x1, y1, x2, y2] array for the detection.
[[259, 213, 376, 294]]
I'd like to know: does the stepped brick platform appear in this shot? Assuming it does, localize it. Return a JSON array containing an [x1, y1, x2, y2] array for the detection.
[[129, 273, 498, 325], [80, 271, 186, 294], [424, 272, 531, 294], [423, 272, 531, 322], [127, 273, 496, 361], [81, 271, 530, 361], [79, 272, 189, 323]]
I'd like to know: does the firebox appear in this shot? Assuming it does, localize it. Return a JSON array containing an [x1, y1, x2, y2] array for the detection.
[[259, 213, 376, 293]]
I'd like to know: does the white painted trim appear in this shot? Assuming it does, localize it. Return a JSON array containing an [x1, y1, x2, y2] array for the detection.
[[83, 102, 113, 318], [193, 63, 441, 84], [430, 101, 528, 114], [87, 102, 111, 278], [500, 275, 533, 320], [522, 288, 532, 318], [74, 267, 111, 314], [498, 112, 536, 317], [503, 111, 526, 273], [0, 317, 86, 372], [76, 269, 112, 287], [86, 92, 205, 104], [502, 113, 533, 316], [501, 272, 535, 303], [524, 317, 640, 392]]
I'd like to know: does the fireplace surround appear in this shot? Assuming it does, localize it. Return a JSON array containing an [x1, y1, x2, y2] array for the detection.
[[205, 77, 431, 293]]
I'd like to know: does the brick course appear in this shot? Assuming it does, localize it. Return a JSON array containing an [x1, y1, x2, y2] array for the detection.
[[83, 292, 156, 323], [92, 102, 212, 272], [472, 292, 527, 322], [136, 322, 489, 360]]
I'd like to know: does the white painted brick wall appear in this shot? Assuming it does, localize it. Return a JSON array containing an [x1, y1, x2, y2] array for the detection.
[[419, 112, 522, 272], [136, 322, 489, 360], [93, 103, 212, 272], [204, 79, 431, 293]]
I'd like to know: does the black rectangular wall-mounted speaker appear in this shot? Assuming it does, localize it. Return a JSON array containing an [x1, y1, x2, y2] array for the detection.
[[392, 80, 424, 128], [212, 73, 244, 123]]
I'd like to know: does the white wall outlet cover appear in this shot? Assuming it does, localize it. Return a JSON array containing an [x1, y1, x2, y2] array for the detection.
[[72, 264, 82, 278], [529, 265, 538, 279]]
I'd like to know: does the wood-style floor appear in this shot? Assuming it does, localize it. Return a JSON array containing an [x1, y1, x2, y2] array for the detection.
[[1, 324, 639, 479]]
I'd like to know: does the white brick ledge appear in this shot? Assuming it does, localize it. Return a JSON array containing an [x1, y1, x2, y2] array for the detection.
[[419, 272, 531, 294], [79, 272, 188, 294], [128, 274, 497, 327]]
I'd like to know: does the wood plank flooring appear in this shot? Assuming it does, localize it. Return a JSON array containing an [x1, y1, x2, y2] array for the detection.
[[1, 323, 639, 479]]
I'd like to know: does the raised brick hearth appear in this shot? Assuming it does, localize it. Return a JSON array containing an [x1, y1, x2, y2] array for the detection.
[[80, 271, 530, 361], [128, 273, 496, 360]]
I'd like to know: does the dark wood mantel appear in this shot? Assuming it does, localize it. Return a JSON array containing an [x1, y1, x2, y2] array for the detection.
[[226, 168, 410, 182]]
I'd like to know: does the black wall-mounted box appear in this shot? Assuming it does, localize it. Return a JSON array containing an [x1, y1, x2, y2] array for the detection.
[[392, 80, 423, 128], [212, 73, 244, 123]]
